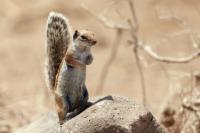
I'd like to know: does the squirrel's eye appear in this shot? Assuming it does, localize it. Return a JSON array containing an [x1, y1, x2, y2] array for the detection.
[[81, 35, 87, 40]]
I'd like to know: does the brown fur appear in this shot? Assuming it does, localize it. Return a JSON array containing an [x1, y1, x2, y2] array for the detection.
[[45, 12, 96, 125], [45, 12, 72, 91], [54, 93, 65, 125], [65, 54, 85, 69]]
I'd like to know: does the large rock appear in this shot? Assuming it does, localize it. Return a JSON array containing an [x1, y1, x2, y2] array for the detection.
[[15, 96, 165, 133]]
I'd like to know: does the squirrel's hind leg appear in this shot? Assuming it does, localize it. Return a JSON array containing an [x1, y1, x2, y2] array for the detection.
[[54, 93, 70, 125], [82, 84, 89, 104], [65, 85, 90, 119]]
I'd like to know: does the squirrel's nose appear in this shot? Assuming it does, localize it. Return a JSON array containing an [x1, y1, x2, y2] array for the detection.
[[92, 40, 97, 45]]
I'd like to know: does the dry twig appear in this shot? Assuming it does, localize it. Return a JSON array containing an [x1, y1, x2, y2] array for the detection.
[[128, 0, 147, 105], [137, 42, 200, 63], [95, 29, 123, 95], [82, 3, 129, 30], [83, 0, 200, 106], [133, 46, 147, 105]]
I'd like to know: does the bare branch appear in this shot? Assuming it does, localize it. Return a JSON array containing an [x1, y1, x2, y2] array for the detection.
[[134, 46, 147, 106], [83, 0, 200, 107], [136, 11, 200, 63], [128, 0, 138, 31], [157, 12, 200, 49], [182, 101, 200, 120], [81, 3, 129, 30], [128, 0, 147, 106], [138, 42, 200, 63], [95, 29, 123, 95], [190, 32, 200, 49]]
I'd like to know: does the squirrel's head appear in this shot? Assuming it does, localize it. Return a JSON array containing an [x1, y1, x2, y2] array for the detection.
[[72, 29, 96, 65], [73, 30, 97, 52]]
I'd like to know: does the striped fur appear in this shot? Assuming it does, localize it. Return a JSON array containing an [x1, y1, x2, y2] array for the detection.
[[45, 12, 72, 91], [45, 12, 96, 125]]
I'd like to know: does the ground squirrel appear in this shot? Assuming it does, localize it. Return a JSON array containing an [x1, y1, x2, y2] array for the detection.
[[45, 12, 97, 125]]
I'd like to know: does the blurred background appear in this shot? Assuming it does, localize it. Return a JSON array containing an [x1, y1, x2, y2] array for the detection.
[[1, 0, 200, 132]]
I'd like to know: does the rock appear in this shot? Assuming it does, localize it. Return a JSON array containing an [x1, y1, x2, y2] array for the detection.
[[15, 95, 165, 133]]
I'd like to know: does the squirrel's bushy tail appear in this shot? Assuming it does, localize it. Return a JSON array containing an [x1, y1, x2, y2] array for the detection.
[[45, 12, 72, 91]]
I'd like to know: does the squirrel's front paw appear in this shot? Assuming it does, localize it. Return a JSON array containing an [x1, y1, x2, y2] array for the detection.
[[85, 54, 93, 65]]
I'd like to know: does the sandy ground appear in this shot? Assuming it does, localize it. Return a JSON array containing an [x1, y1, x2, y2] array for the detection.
[[0, 0, 200, 131]]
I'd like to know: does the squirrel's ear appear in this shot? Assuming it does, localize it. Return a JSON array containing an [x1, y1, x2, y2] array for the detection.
[[73, 30, 79, 40]]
